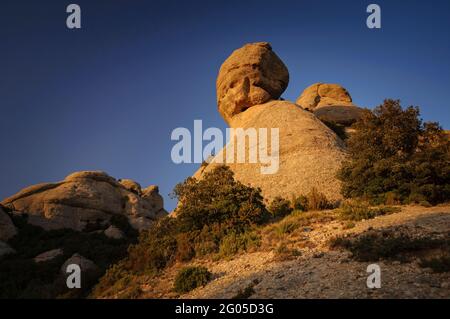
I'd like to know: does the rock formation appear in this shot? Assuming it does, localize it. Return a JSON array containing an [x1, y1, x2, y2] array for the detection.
[[34, 248, 63, 263], [0, 207, 17, 241], [296, 83, 365, 126], [61, 253, 99, 276], [195, 43, 349, 203], [0, 241, 15, 258], [104, 225, 125, 239], [1, 171, 167, 232], [217, 42, 289, 125]]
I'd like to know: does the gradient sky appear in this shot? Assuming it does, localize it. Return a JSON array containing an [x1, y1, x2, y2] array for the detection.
[[1, 0, 450, 211]]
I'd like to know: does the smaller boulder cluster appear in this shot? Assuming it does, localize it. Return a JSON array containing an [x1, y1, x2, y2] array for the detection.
[[296, 83, 365, 127], [1, 171, 167, 233]]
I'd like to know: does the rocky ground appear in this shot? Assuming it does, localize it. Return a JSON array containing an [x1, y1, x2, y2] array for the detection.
[[138, 205, 449, 299]]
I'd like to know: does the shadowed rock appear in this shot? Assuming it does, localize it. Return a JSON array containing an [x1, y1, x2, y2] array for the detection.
[[296, 83, 365, 126], [0, 207, 17, 241]]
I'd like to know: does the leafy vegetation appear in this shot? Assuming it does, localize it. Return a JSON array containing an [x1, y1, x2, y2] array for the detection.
[[329, 231, 450, 264], [268, 197, 292, 218], [93, 166, 270, 297], [232, 281, 257, 299], [338, 200, 400, 221], [338, 99, 450, 205], [419, 256, 450, 273], [306, 187, 332, 211], [173, 266, 212, 293], [218, 231, 261, 258]]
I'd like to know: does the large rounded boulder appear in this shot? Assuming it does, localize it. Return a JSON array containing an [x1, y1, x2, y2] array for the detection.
[[195, 100, 346, 203], [217, 42, 289, 124]]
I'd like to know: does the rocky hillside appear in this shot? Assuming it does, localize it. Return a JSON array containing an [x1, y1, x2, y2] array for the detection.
[[0, 171, 167, 298], [130, 204, 450, 299], [195, 42, 366, 204]]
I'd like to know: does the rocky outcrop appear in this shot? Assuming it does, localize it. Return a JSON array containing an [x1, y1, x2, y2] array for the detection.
[[217, 42, 289, 125], [61, 253, 99, 275], [34, 248, 63, 263], [196, 43, 349, 203], [195, 100, 346, 203], [0, 207, 17, 241], [296, 83, 354, 110], [104, 225, 124, 240], [0, 241, 15, 258], [1, 171, 167, 232], [296, 83, 365, 126]]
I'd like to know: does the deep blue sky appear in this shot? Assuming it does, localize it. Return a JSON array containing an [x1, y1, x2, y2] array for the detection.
[[1, 0, 449, 211]]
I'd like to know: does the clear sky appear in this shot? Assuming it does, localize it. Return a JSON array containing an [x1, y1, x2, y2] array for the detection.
[[1, 0, 449, 211]]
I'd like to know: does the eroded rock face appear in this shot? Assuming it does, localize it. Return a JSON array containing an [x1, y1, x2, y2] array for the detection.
[[195, 44, 348, 203], [0, 241, 15, 258], [296, 83, 354, 110], [60, 253, 98, 275], [195, 101, 347, 203], [0, 207, 17, 241], [296, 83, 365, 126], [314, 105, 365, 126], [34, 248, 63, 263], [104, 225, 124, 240], [1, 171, 167, 231], [217, 42, 289, 124]]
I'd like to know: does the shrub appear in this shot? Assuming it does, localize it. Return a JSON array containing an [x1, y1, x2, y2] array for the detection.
[[275, 219, 298, 235], [292, 195, 308, 211], [173, 166, 269, 232], [338, 99, 450, 205], [419, 256, 450, 273], [232, 283, 256, 299], [268, 197, 292, 218], [338, 200, 400, 221], [175, 232, 196, 262], [384, 192, 400, 205], [218, 231, 260, 258], [173, 266, 212, 293], [94, 166, 269, 297], [329, 231, 449, 262], [306, 187, 331, 211]]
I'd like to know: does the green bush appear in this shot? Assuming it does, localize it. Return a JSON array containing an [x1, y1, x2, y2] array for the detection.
[[292, 195, 308, 211], [218, 231, 260, 258], [329, 231, 449, 262], [419, 256, 450, 273], [306, 187, 331, 211], [94, 166, 270, 297], [338, 200, 400, 221], [173, 266, 212, 293], [232, 283, 256, 299], [338, 99, 450, 205], [268, 197, 292, 218], [275, 219, 299, 235], [173, 166, 269, 232]]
